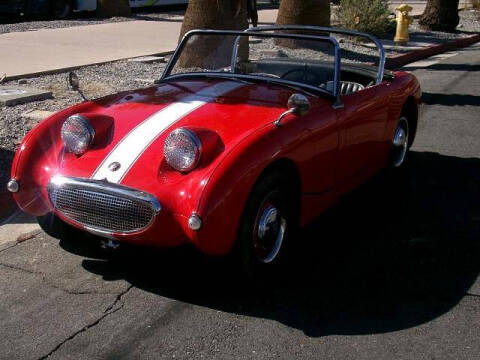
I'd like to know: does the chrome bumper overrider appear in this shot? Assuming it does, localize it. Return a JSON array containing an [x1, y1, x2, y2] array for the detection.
[[47, 176, 161, 236]]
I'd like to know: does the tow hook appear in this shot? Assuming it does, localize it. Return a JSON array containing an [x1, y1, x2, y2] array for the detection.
[[101, 239, 120, 251]]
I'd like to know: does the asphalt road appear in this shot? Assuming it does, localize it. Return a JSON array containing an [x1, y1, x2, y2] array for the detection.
[[1, 44, 480, 360]]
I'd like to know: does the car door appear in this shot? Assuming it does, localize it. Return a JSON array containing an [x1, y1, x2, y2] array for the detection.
[[278, 96, 340, 224], [335, 83, 391, 194]]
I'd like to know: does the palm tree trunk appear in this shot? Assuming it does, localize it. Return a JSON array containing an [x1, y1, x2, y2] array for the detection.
[[179, 0, 249, 40], [276, 0, 330, 27], [419, 0, 460, 32], [178, 0, 249, 68], [275, 0, 330, 48], [97, 0, 131, 18]]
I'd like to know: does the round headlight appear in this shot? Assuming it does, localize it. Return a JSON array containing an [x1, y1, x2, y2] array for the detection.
[[164, 128, 201, 172], [61, 115, 95, 155]]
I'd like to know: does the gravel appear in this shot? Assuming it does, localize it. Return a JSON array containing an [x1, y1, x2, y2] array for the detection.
[[457, 8, 480, 32], [406, 10, 480, 40]]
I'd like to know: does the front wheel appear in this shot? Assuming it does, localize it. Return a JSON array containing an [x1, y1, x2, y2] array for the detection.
[[236, 171, 295, 278]]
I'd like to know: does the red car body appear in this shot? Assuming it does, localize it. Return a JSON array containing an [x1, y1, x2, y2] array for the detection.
[[9, 27, 422, 258]]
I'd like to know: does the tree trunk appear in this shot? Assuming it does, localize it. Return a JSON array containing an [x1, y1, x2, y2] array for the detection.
[[179, 0, 249, 40], [178, 0, 249, 68], [276, 0, 330, 27], [275, 0, 330, 48], [419, 0, 460, 32], [97, 0, 131, 18]]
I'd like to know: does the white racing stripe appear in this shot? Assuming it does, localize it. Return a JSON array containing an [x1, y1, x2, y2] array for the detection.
[[92, 81, 244, 183]]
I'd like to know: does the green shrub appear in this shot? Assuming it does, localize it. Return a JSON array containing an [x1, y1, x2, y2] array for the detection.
[[336, 0, 393, 38]]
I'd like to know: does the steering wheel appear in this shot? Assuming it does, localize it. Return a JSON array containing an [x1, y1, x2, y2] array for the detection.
[[280, 68, 322, 85]]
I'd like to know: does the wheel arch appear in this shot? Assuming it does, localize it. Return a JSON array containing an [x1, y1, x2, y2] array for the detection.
[[402, 96, 419, 147], [253, 158, 302, 218]]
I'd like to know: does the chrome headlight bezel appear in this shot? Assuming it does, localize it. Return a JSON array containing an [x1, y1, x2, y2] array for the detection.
[[164, 128, 202, 172], [61, 114, 95, 155]]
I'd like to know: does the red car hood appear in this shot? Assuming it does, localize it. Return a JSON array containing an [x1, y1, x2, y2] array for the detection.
[[55, 78, 292, 190]]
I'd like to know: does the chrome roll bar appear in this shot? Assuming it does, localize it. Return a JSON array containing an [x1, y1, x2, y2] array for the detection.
[[246, 25, 386, 85]]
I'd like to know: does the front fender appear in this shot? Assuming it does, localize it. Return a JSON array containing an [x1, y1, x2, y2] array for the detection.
[[10, 102, 99, 215], [193, 123, 283, 256]]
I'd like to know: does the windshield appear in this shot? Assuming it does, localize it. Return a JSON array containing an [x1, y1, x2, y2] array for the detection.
[[163, 31, 338, 93]]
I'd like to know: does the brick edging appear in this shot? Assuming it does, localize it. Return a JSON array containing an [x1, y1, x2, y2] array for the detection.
[[386, 33, 480, 69]]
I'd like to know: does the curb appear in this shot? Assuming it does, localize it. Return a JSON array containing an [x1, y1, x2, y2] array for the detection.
[[386, 33, 480, 69], [3, 51, 174, 81]]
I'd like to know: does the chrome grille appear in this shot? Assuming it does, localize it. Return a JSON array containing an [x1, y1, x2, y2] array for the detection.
[[48, 177, 160, 234]]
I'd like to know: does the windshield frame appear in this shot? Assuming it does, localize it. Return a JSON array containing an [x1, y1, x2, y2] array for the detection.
[[161, 29, 341, 101]]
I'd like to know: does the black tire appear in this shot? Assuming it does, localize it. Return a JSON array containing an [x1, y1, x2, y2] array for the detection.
[[236, 171, 296, 278], [37, 213, 77, 239], [50, 0, 72, 19]]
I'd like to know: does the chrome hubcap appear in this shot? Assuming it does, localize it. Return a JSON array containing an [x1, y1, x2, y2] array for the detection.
[[254, 203, 286, 264], [392, 117, 409, 167], [393, 127, 407, 147]]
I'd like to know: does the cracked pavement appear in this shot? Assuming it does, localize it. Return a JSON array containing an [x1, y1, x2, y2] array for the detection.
[[0, 233, 131, 360], [1, 45, 480, 360]]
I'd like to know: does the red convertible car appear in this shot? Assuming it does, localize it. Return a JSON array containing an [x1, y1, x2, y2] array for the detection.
[[8, 26, 422, 274]]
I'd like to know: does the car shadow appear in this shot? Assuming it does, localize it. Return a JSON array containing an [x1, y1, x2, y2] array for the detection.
[[60, 150, 480, 337]]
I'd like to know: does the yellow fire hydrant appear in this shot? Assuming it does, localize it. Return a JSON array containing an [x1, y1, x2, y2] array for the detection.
[[393, 4, 413, 46]]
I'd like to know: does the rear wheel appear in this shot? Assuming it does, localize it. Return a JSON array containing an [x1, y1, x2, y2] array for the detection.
[[389, 116, 410, 168], [237, 171, 295, 278]]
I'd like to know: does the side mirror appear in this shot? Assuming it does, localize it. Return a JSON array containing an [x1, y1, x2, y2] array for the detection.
[[274, 93, 311, 127], [68, 72, 87, 101], [287, 93, 310, 116]]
